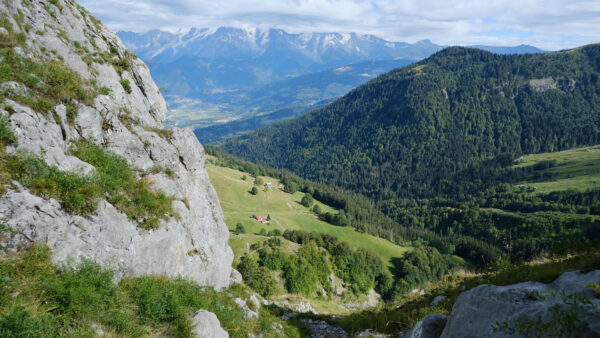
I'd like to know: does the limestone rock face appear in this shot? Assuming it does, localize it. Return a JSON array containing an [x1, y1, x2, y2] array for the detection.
[[191, 310, 229, 338], [440, 270, 600, 338], [0, 0, 233, 289]]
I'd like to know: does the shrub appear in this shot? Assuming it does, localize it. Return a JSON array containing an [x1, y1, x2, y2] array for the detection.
[[0, 115, 16, 144], [43, 261, 117, 318], [267, 229, 282, 237], [254, 177, 263, 186], [0, 307, 51, 337], [235, 222, 246, 235], [301, 193, 314, 207], [283, 181, 297, 194], [283, 256, 318, 296], [312, 204, 322, 214], [237, 255, 278, 297], [251, 186, 259, 195]]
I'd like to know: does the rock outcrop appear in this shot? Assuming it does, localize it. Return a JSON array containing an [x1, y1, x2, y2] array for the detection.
[[300, 319, 348, 338], [400, 270, 600, 338], [441, 270, 600, 338], [191, 310, 229, 338], [0, 0, 233, 289], [400, 314, 447, 338], [429, 295, 447, 308]]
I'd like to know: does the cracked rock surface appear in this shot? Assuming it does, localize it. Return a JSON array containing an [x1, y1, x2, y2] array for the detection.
[[0, 0, 233, 289]]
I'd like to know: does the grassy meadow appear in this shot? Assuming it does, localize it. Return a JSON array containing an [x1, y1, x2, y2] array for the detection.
[[513, 145, 600, 194], [205, 158, 410, 268]]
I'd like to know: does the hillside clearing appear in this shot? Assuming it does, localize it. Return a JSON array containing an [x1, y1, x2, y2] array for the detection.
[[205, 158, 410, 268], [513, 144, 600, 194]]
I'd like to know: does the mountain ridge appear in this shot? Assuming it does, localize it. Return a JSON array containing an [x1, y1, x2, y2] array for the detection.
[[220, 44, 600, 203], [119, 28, 545, 134], [119, 27, 545, 64]]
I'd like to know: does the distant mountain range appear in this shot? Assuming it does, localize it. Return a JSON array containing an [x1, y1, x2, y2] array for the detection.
[[118, 27, 442, 66], [118, 27, 545, 141]]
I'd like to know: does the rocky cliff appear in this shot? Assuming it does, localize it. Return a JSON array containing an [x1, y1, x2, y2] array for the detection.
[[0, 0, 234, 289]]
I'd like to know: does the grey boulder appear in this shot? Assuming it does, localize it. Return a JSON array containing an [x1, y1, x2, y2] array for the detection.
[[441, 270, 600, 338], [400, 314, 447, 338], [191, 310, 229, 338]]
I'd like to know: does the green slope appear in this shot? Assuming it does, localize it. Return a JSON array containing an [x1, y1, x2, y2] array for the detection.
[[513, 144, 600, 194], [205, 158, 410, 267]]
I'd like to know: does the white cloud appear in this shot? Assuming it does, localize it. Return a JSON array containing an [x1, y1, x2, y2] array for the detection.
[[77, 0, 600, 50]]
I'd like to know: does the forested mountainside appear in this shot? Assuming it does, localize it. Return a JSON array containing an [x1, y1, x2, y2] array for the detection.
[[206, 142, 600, 335], [222, 45, 600, 203]]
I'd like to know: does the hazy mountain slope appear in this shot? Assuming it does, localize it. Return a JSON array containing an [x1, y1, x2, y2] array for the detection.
[[120, 28, 546, 135], [470, 44, 545, 54], [194, 58, 415, 143], [119, 28, 442, 130], [194, 101, 333, 144], [221, 44, 600, 202]]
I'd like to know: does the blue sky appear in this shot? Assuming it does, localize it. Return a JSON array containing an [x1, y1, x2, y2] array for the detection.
[[77, 0, 600, 50]]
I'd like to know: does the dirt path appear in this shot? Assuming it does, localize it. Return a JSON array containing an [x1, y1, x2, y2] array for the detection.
[[272, 217, 286, 231]]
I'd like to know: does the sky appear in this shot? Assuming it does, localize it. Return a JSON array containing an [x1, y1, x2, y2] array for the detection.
[[77, 0, 600, 51]]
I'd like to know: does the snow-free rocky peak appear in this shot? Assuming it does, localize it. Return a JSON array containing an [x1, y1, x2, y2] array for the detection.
[[0, 0, 234, 289]]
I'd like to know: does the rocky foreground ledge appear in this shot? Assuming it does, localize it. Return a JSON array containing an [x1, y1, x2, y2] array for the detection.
[[401, 269, 600, 338]]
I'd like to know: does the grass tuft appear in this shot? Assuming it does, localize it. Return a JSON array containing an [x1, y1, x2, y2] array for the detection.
[[0, 140, 175, 229], [70, 141, 175, 229], [120, 79, 132, 94], [144, 126, 173, 139], [0, 48, 98, 122], [5, 151, 100, 214]]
